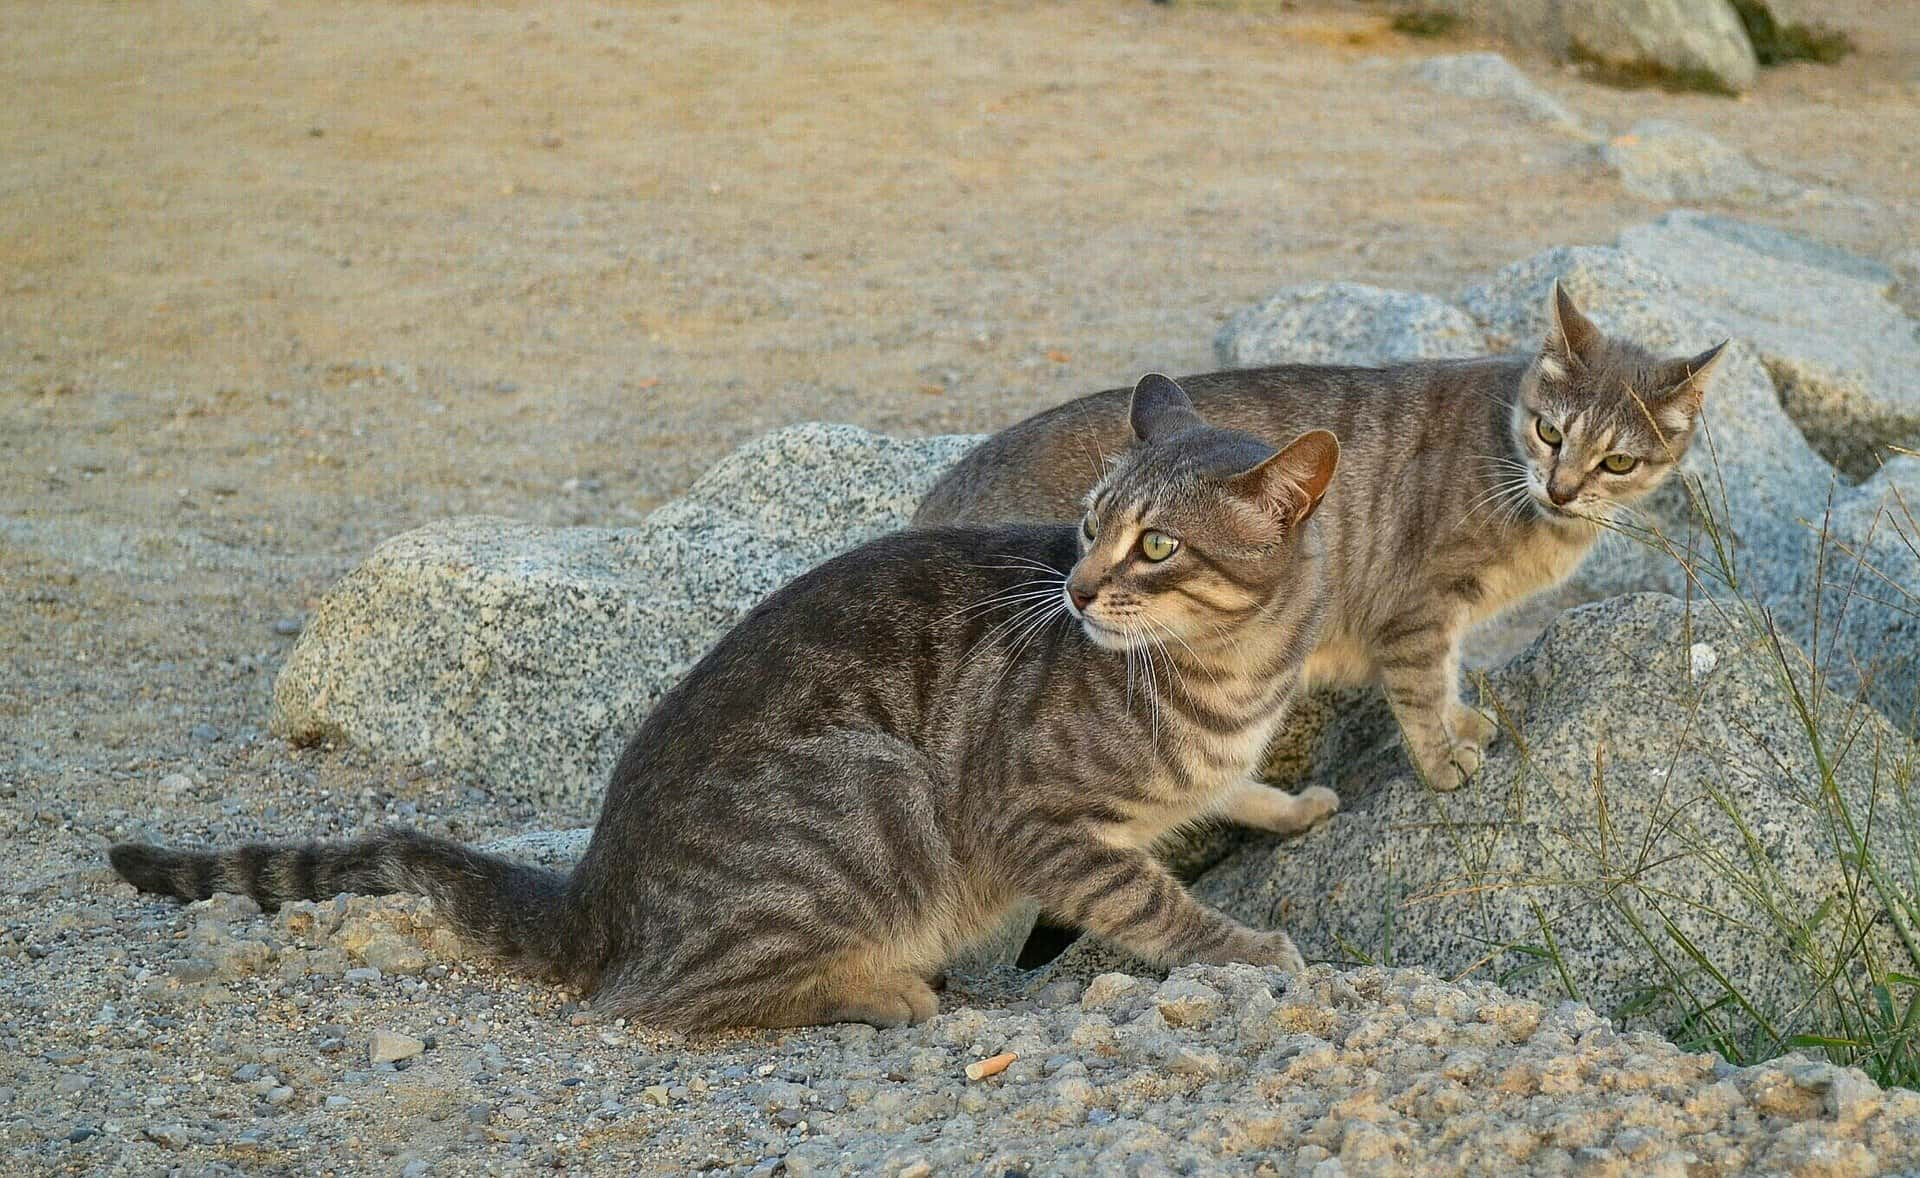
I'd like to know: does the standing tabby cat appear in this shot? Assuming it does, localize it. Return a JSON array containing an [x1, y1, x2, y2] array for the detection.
[[113, 377, 1341, 1031], [919, 285, 1724, 789]]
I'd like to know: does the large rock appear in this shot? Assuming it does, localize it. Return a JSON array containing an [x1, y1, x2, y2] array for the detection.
[[1602, 120, 1804, 205], [1080, 596, 1918, 1049], [1409, 0, 1758, 94], [1563, 0, 1758, 93], [1213, 282, 1484, 369], [1413, 53, 1596, 137], [272, 424, 981, 805], [1619, 210, 1920, 478]]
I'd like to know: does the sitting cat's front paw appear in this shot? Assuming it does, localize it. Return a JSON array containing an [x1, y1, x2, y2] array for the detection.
[[1296, 785, 1340, 828], [1240, 930, 1307, 974]]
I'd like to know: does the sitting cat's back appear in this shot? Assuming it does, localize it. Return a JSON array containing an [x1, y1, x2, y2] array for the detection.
[[916, 357, 1527, 526]]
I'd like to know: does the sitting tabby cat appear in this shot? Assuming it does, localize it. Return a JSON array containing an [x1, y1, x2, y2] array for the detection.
[[918, 285, 1724, 789], [112, 377, 1341, 1031]]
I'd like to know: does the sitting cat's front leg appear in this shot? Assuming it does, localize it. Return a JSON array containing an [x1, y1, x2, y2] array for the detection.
[[1222, 778, 1340, 836], [1373, 611, 1490, 791], [1006, 828, 1306, 973]]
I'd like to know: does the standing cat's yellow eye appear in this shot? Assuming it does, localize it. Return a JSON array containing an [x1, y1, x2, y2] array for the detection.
[[1139, 531, 1179, 562], [1535, 418, 1563, 446], [1601, 453, 1638, 474], [1082, 515, 1097, 541]]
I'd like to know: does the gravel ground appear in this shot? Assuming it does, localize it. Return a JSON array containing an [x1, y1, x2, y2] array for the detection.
[[5, 0, 1920, 1173]]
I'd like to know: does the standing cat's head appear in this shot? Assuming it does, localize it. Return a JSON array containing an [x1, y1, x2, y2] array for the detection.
[[1512, 282, 1726, 525], [1064, 374, 1338, 653]]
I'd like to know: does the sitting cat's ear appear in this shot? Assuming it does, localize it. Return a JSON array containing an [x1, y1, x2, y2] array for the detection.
[[1652, 339, 1728, 427], [1129, 373, 1204, 442], [1543, 280, 1601, 373], [1229, 429, 1340, 527]]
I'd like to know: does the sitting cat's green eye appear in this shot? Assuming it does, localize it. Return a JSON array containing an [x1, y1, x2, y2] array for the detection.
[[1140, 531, 1179, 562], [1082, 515, 1097, 541], [1535, 418, 1563, 446], [1601, 453, 1638, 474]]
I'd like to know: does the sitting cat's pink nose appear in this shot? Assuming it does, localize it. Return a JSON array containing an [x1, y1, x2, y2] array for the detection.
[[1548, 485, 1577, 506], [1069, 586, 1098, 612]]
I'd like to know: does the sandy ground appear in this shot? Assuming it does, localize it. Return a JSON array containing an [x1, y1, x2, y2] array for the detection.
[[2, 0, 1919, 1171]]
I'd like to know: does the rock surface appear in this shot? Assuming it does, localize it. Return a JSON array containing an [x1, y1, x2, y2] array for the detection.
[[1563, 0, 1758, 93], [1411, 0, 1759, 93], [1414, 53, 1595, 136], [1602, 119, 1804, 205], [1619, 209, 1920, 477], [1213, 281, 1484, 369], [271, 424, 980, 803]]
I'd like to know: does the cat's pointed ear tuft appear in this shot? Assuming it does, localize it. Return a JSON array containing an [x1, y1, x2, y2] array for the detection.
[[1129, 373, 1204, 442], [1230, 429, 1340, 527], [1544, 280, 1601, 370], [1646, 340, 1726, 439], [1661, 340, 1728, 399]]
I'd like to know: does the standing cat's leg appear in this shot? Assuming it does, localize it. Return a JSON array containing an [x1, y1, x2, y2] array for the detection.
[[1221, 778, 1340, 835], [1372, 609, 1487, 791], [1004, 827, 1306, 972]]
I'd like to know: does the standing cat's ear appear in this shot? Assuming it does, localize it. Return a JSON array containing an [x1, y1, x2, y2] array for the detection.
[[1542, 281, 1601, 373], [1228, 429, 1340, 527], [1650, 339, 1728, 431], [1129, 373, 1204, 442]]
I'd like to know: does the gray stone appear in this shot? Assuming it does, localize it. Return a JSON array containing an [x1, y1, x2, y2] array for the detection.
[[1414, 53, 1595, 136], [369, 1030, 425, 1065], [1193, 594, 1916, 1042], [271, 424, 982, 804], [1602, 119, 1803, 205], [1618, 210, 1920, 477], [1562, 0, 1758, 93], [1214, 282, 1484, 369]]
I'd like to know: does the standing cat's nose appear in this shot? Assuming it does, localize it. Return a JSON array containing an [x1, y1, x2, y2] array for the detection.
[[1068, 584, 1098, 612], [1547, 467, 1581, 506]]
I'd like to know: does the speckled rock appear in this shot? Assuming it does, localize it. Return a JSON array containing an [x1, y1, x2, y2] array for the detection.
[[782, 963, 1920, 1174], [1602, 119, 1804, 205], [1213, 281, 1484, 369], [1563, 0, 1758, 93], [1414, 53, 1596, 137], [1619, 210, 1920, 478], [1186, 595, 1917, 1046], [271, 424, 982, 803]]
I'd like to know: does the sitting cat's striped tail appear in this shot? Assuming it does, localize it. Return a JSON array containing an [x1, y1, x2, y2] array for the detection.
[[110, 830, 573, 974]]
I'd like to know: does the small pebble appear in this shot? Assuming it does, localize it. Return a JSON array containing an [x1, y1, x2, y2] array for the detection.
[[369, 1030, 425, 1065]]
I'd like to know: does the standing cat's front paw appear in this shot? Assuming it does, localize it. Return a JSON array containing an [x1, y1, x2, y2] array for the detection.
[[1413, 738, 1483, 792], [1449, 704, 1497, 749]]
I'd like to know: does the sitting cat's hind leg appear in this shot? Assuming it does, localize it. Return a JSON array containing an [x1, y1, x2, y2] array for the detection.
[[773, 965, 940, 1030]]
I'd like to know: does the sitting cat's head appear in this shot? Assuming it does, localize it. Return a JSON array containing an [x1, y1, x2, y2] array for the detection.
[[1065, 374, 1338, 653], [1514, 282, 1725, 524]]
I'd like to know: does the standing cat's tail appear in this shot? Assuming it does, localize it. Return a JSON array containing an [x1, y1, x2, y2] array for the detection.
[[109, 829, 572, 973]]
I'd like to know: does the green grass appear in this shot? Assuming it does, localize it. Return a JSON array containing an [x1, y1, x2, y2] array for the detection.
[[1731, 0, 1856, 66], [1390, 10, 1460, 38]]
